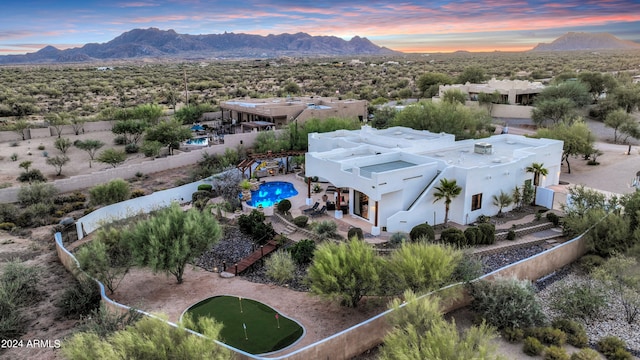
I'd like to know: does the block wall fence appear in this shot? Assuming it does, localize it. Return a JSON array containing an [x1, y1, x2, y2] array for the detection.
[[54, 175, 590, 360]]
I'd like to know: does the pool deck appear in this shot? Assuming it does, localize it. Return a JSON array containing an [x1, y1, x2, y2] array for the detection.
[[230, 173, 389, 244]]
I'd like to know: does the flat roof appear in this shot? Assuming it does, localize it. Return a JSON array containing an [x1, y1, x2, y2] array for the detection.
[[359, 160, 416, 178]]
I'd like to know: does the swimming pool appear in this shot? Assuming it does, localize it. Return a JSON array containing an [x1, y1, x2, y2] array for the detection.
[[185, 137, 208, 146], [245, 181, 298, 207]]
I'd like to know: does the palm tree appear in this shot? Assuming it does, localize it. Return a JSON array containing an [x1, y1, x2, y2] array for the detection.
[[512, 186, 522, 210], [492, 191, 513, 217], [526, 162, 548, 204], [433, 178, 462, 226]]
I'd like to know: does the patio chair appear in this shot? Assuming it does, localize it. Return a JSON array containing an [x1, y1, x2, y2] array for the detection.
[[310, 205, 327, 217], [302, 202, 320, 214]]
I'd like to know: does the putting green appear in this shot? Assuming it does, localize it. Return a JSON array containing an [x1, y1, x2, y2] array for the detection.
[[184, 295, 304, 354]]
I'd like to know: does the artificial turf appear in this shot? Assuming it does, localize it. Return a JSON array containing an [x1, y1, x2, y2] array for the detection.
[[185, 295, 304, 354]]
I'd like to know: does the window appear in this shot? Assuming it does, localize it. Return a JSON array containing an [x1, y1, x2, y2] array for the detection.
[[471, 193, 482, 211]]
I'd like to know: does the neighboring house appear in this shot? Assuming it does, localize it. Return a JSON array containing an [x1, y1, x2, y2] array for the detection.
[[219, 97, 368, 132], [305, 126, 563, 235], [437, 79, 546, 119]]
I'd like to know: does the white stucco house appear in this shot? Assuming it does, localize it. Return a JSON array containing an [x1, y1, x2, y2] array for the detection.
[[305, 126, 564, 235]]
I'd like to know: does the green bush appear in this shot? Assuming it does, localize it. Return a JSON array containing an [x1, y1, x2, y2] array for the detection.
[[507, 230, 517, 240], [289, 239, 316, 264], [347, 227, 364, 240], [527, 327, 567, 346], [277, 199, 292, 213], [578, 254, 605, 273], [124, 143, 139, 153], [478, 223, 496, 245], [464, 226, 481, 245], [17, 169, 47, 183], [265, 250, 296, 284], [89, 179, 131, 206], [0, 222, 15, 231], [292, 216, 308, 228], [237, 209, 275, 244], [544, 345, 570, 360], [56, 278, 101, 319], [597, 336, 627, 359], [1, 261, 41, 306], [440, 227, 467, 247], [409, 223, 435, 242], [18, 182, 58, 206], [75, 305, 142, 339], [451, 251, 483, 283], [21, 202, 54, 227], [551, 318, 588, 348], [503, 327, 525, 343], [197, 184, 213, 192], [0, 203, 18, 224], [547, 212, 561, 226], [191, 190, 211, 204], [570, 348, 602, 360], [389, 232, 409, 247], [609, 348, 633, 360], [549, 281, 607, 321], [130, 189, 146, 198], [523, 336, 544, 356], [469, 277, 546, 330], [113, 135, 127, 145]]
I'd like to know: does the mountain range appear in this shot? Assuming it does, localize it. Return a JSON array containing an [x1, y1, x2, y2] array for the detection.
[[1, 29, 639, 64], [531, 32, 640, 51], [0, 28, 398, 64]]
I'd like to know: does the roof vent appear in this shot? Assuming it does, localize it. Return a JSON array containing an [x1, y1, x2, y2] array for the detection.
[[474, 142, 493, 155]]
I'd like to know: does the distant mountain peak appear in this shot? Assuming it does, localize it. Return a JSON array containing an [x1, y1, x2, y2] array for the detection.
[[0, 28, 399, 64], [531, 32, 640, 51]]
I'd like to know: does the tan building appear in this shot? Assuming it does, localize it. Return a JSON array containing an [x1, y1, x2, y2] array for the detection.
[[439, 79, 545, 105], [220, 97, 368, 132]]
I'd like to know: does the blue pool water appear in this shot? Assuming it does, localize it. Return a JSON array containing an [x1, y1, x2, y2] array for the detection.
[[245, 181, 298, 207], [185, 137, 208, 145]]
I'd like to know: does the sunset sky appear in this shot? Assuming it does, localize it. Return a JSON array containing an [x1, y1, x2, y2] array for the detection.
[[1, 0, 639, 55]]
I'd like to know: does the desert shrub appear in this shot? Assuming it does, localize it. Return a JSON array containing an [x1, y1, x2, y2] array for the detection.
[[452, 251, 484, 282], [570, 348, 602, 360], [578, 254, 605, 273], [197, 184, 212, 191], [54, 192, 86, 204], [113, 135, 127, 145], [0, 203, 18, 224], [597, 336, 627, 359], [1, 261, 40, 306], [59, 202, 86, 213], [469, 277, 546, 330], [75, 305, 142, 339], [313, 220, 340, 241], [237, 209, 275, 244], [547, 212, 561, 226], [89, 179, 131, 206], [124, 143, 139, 153], [552, 318, 588, 348], [17, 182, 58, 206], [478, 222, 496, 245], [289, 239, 316, 264], [17, 169, 47, 183], [22, 203, 54, 227], [507, 230, 517, 240], [292, 215, 308, 228], [409, 223, 435, 242], [440, 227, 467, 247], [544, 345, 570, 360], [0, 222, 15, 231], [277, 199, 292, 213], [523, 336, 544, 356], [130, 189, 145, 198], [608, 348, 633, 360], [56, 278, 101, 319], [549, 281, 607, 320], [389, 232, 409, 247], [0, 295, 24, 339], [347, 227, 364, 240], [503, 327, 525, 343], [526, 326, 567, 346], [476, 214, 491, 223], [265, 250, 296, 284]]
